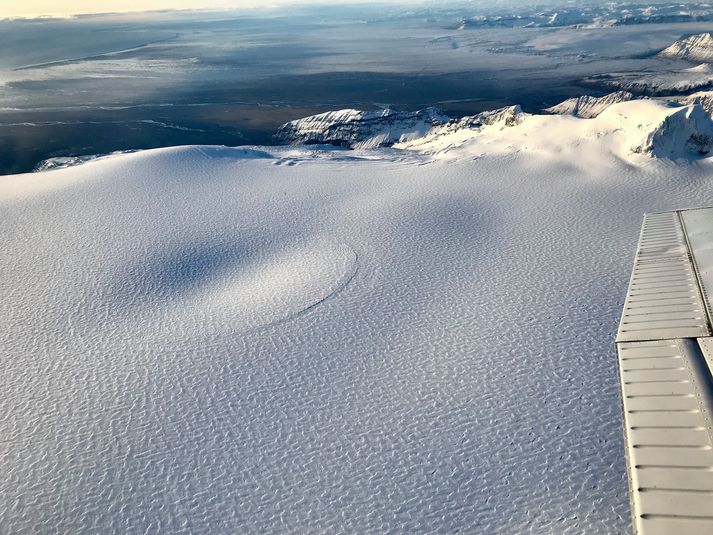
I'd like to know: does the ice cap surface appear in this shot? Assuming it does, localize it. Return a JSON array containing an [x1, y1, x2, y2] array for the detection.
[[4, 103, 713, 532]]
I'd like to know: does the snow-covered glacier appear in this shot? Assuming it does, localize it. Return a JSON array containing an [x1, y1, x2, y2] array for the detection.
[[4, 100, 713, 533]]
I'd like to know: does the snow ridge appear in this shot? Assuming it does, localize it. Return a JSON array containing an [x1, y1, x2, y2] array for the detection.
[[397, 100, 713, 161], [274, 107, 450, 149], [660, 32, 713, 63], [277, 99, 713, 161], [631, 103, 713, 157], [678, 91, 713, 114], [277, 105, 524, 153], [396, 105, 525, 151], [545, 91, 635, 118], [447, 105, 524, 130]]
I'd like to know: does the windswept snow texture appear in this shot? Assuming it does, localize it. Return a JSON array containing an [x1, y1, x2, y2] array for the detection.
[[544, 92, 635, 118], [5, 101, 713, 532]]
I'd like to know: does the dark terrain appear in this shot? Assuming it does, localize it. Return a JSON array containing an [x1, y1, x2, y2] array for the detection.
[[2, 4, 711, 174]]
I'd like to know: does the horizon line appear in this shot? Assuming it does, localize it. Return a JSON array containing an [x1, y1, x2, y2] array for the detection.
[[1, 0, 426, 22]]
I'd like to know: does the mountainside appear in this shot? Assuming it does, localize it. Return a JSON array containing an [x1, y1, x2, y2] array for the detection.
[[276, 105, 523, 152], [435, 105, 524, 132], [393, 105, 524, 151], [544, 91, 635, 118], [685, 63, 713, 73], [276, 99, 713, 161], [677, 90, 713, 114], [659, 32, 713, 63], [587, 33, 713, 96], [629, 102, 713, 157], [399, 100, 713, 161], [584, 68, 713, 96], [274, 107, 450, 149]]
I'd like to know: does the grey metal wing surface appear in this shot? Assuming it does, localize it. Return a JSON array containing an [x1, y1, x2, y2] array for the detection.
[[617, 208, 713, 534]]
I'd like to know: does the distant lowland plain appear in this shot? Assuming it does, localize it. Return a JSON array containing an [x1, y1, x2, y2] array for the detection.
[[4, 1, 713, 174]]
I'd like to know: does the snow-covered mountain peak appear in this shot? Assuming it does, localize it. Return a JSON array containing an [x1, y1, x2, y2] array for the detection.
[[276, 97, 713, 163], [398, 99, 713, 162], [660, 32, 713, 63], [626, 102, 713, 158], [677, 90, 713, 115], [275, 105, 526, 151], [459, 105, 524, 128], [544, 91, 635, 118], [274, 107, 450, 149], [394, 105, 525, 152]]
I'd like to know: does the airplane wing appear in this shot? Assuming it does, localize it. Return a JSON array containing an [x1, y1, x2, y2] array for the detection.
[[617, 208, 713, 534]]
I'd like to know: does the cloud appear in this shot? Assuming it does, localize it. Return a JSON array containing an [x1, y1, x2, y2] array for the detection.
[[2, 0, 423, 19]]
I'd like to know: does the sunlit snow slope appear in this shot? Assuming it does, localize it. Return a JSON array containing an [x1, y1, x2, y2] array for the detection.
[[659, 32, 713, 63], [3, 102, 713, 533]]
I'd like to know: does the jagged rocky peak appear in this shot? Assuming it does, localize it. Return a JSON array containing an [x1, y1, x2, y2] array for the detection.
[[659, 32, 713, 63], [435, 105, 524, 133], [394, 105, 526, 152], [544, 91, 635, 118], [632, 103, 713, 158], [275, 107, 450, 149], [678, 91, 713, 114]]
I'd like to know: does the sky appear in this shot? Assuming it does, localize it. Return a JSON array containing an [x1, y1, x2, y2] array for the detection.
[[1, 0, 421, 18]]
